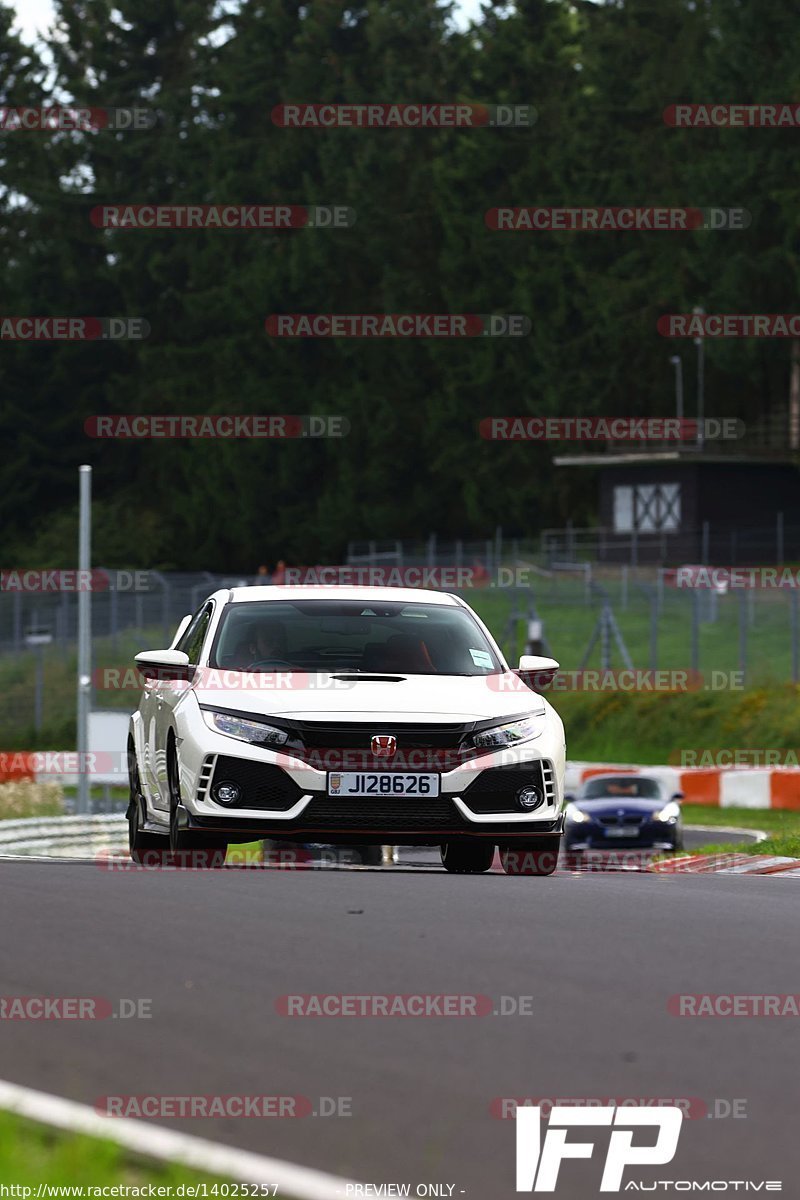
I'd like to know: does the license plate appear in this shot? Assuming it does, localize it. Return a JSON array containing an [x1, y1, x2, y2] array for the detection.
[[605, 826, 640, 838], [327, 772, 439, 797]]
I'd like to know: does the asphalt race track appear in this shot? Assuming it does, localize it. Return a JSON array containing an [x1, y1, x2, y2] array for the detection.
[[1, 859, 797, 1197]]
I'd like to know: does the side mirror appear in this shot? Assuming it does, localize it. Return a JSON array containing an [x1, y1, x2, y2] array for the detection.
[[171, 614, 193, 648], [135, 649, 193, 682], [671, 792, 685, 802], [516, 654, 560, 691]]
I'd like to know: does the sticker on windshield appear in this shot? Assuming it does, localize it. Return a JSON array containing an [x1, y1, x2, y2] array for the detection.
[[469, 648, 493, 669]]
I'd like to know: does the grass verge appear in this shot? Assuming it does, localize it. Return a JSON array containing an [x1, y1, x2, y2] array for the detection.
[[684, 804, 800, 859], [0, 1111, 223, 1187], [0, 781, 65, 820]]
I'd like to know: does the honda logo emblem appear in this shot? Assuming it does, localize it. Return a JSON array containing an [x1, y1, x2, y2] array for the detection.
[[371, 735, 397, 758]]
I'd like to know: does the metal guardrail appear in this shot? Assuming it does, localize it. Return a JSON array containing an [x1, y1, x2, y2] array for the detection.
[[0, 815, 126, 856]]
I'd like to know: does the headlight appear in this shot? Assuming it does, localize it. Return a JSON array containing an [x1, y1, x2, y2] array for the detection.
[[202, 710, 288, 747], [565, 803, 590, 824], [653, 801, 681, 823], [472, 714, 545, 750]]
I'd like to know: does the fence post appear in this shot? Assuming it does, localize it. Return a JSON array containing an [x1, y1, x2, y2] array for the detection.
[[650, 589, 658, 670], [13, 592, 22, 651], [109, 572, 118, 652], [792, 590, 799, 684], [600, 605, 610, 670], [702, 521, 710, 562], [777, 512, 784, 565], [621, 565, 628, 610], [738, 589, 747, 685]]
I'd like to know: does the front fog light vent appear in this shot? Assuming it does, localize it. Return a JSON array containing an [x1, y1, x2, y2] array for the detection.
[[517, 785, 543, 811], [212, 780, 241, 806]]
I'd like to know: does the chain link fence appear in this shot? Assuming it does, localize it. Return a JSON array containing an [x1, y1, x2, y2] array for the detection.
[[1, 559, 798, 745]]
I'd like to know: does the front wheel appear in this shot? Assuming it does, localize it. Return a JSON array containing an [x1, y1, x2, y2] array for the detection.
[[499, 838, 561, 876], [127, 742, 168, 866], [441, 840, 495, 874]]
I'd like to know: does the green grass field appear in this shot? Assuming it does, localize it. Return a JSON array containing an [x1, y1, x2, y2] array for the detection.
[[679, 804, 800, 859], [0, 1111, 224, 1189]]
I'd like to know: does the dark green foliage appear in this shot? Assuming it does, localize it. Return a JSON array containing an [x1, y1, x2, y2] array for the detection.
[[1, 0, 797, 568]]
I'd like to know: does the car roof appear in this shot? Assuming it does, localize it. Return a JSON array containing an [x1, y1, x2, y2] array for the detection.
[[216, 586, 462, 606]]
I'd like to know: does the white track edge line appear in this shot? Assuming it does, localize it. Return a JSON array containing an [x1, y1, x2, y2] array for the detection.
[[0, 1078, 362, 1200], [685, 824, 769, 843]]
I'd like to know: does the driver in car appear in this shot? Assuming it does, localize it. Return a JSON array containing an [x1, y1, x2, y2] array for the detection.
[[246, 625, 287, 667]]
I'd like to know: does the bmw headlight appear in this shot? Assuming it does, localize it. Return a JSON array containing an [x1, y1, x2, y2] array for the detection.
[[565, 803, 590, 824], [653, 801, 681, 823], [202, 710, 288, 747], [472, 715, 545, 750]]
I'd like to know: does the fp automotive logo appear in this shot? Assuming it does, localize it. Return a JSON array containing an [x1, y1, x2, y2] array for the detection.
[[515, 1105, 683, 1191]]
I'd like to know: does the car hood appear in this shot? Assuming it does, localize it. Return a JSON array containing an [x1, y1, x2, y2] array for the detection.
[[191, 670, 545, 723], [574, 797, 665, 817]]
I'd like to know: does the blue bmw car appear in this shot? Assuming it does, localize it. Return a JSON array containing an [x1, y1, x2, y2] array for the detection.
[[563, 774, 684, 857]]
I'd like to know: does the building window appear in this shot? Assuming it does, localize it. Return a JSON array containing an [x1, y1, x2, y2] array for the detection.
[[613, 483, 681, 533]]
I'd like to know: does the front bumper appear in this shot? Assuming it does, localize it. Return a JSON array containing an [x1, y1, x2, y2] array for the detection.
[[179, 756, 565, 844], [168, 704, 566, 844], [564, 821, 680, 851]]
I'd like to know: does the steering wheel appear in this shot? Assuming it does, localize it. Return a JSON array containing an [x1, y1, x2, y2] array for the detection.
[[247, 657, 295, 670]]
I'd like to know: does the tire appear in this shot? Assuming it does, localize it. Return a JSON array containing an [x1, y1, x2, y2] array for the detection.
[[499, 838, 561, 876], [167, 741, 227, 868], [127, 740, 168, 866], [440, 840, 495, 874]]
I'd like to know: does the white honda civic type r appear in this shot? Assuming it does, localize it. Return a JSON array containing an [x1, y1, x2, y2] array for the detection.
[[127, 586, 566, 874]]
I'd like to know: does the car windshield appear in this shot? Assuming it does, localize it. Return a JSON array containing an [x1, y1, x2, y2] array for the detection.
[[209, 599, 503, 675], [581, 777, 661, 800]]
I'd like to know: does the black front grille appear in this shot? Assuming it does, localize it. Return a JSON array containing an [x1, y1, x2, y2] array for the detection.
[[461, 762, 550, 814], [295, 721, 470, 750], [301, 794, 466, 830], [598, 814, 646, 827], [211, 756, 304, 811]]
